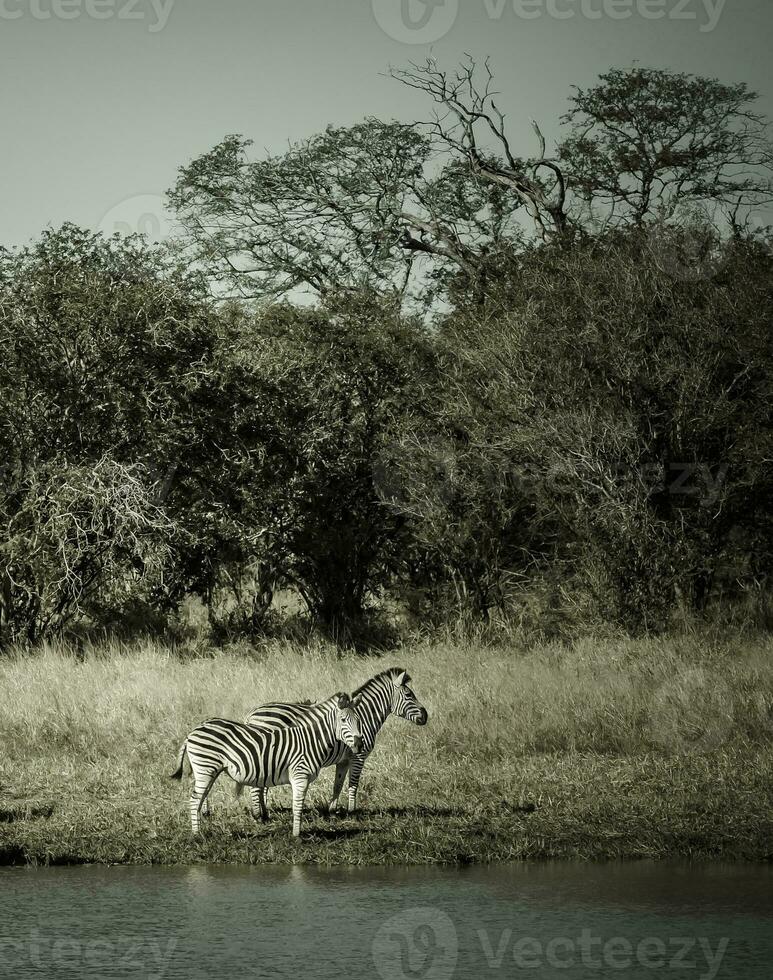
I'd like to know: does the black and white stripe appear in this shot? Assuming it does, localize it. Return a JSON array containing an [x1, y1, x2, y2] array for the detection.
[[170, 692, 363, 836], [244, 667, 428, 818]]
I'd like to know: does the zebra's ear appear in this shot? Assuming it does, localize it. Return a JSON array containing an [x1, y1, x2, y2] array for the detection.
[[393, 670, 410, 687], [336, 693, 351, 708]]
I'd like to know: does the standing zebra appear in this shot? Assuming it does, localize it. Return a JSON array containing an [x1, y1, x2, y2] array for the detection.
[[170, 692, 363, 836], [244, 668, 428, 820]]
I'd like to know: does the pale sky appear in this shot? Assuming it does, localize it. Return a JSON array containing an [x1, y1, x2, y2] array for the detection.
[[1, 0, 772, 247]]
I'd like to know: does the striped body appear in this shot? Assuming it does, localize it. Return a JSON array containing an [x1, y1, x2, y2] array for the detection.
[[171, 693, 362, 836], [245, 668, 428, 818]]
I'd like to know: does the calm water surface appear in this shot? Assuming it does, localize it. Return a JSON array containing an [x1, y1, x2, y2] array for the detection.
[[0, 862, 771, 979]]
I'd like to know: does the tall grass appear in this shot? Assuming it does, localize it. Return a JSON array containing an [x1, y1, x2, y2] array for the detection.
[[2, 631, 770, 757], [1, 632, 771, 864]]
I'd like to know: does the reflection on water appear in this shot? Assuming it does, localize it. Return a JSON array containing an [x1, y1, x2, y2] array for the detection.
[[0, 862, 771, 979]]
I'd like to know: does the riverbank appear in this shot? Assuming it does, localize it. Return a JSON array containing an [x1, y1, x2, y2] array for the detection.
[[1, 633, 772, 865]]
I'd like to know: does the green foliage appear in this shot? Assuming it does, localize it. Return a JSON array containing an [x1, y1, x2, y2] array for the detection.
[[209, 293, 436, 633], [3, 64, 773, 644], [0, 460, 170, 644], [0, 223, 214, 466], [0, 225, 219, 644], [168, 122, 433, 303], [559, 67, 773, 227], [442, 226, 773, 629]]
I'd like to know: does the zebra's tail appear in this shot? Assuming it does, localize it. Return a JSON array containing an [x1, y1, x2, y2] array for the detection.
[[169, 740, 190, 780], [234, 782, 245, 798]]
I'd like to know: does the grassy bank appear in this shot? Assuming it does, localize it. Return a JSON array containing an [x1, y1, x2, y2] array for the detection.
[[1, 632, 772, 865]]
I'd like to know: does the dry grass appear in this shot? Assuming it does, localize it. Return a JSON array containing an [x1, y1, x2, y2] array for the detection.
[[1, 631, 771, 865]]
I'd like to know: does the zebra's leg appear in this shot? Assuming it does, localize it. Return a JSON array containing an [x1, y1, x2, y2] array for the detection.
[[190, 768, 221, 835], [326, 761, 350, 815], [346, 752, 369, 814], [289, 774, 311, 838], [248, 786, 270, 823]]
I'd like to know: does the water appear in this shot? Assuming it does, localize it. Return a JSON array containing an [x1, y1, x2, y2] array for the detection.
[[0, 862, 770, 979]]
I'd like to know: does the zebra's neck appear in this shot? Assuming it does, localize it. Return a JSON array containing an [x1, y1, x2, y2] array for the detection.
[[299, 697, 339, 743], [352, 675, 394, 743]]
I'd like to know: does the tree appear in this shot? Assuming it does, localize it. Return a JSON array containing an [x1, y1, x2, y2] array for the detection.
[[391, 57, 570, 243], [168, 122, 431, 304], [0, 224, 216, 472], [0, 459, 169, 644], [559, 68, 773, 229], [440, 226, 773, 629], [0, 224, 219, 642], [171, 61, 772, 315], [168, 115, 536, 310], [208, 294, 435, 633]]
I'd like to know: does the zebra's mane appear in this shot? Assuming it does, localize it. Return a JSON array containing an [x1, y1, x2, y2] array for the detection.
[[352, 667, 408, 700]]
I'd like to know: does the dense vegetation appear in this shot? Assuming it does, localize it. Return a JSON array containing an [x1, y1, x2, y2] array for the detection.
[[1, 63, 771, 648]]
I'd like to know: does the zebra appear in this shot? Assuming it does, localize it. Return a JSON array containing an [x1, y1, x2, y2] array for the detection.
[[244, 667, 428, 820], [170, 692, 363, 837]]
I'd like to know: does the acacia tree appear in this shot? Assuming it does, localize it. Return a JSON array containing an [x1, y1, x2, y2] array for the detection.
[[396, 60, 773, 237], [169, 121, 429, 304], [168, 117, 530, 311], [170, 61, 771, 314], [559, 68, 773, 229], [391, 57, 570, 244]]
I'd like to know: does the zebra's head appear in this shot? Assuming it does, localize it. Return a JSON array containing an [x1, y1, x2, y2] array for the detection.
[[389, 669, 428, 726], [334, 693, 364, 754]]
